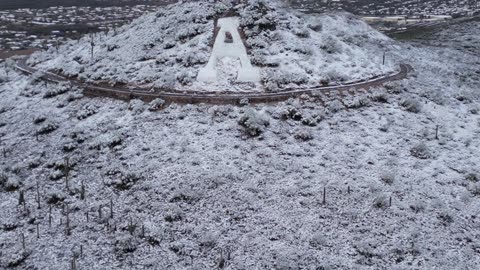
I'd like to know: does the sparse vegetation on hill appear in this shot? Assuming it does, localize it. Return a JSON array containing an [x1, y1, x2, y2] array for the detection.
[[29, 0, 396, 92], [1, 4, 480, 270]]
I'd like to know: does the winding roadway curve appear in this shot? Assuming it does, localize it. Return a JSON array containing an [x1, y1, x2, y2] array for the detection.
[[15, 58, 413, 105]]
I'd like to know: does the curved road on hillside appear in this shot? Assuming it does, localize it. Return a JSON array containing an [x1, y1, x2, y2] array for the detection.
[[15, 58, 413, 105]]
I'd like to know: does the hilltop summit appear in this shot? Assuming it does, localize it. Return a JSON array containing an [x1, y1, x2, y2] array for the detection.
[[29, 0, 396, 92]]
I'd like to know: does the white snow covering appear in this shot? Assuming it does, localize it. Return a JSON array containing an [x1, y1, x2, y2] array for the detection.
[[28, 0, 396, 92], [1, 19, 480, 269]]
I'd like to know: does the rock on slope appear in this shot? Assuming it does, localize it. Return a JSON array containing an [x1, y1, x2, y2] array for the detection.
[[29, 0, 396, 92]]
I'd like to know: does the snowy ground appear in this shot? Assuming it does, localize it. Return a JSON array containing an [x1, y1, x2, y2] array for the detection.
[[27, 0, 396, 92], [1, 15, 480, 270]]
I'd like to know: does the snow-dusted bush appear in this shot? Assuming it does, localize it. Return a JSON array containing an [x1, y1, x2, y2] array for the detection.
[[43, 82, 71, 98], [62, 141, 77, 153], [36, 122, 58, 135], [370, 90, 389, 103], [77, 104, 98, 120], [107, 44, 119, 52], [114, 233, 140, 254], [309, 233, 327, 248], [164, 204, 184, 222], [327, 100, 345, 113], [33, 115, 47, 124], [90, 132, 123, 150], [19, 84, 42, 97], [379, 172, 395, 185], [421, 89, 446, 105], [128, 99, 146, 115], [0, 172, 19, 192], [293, 27, 310, 38], [354, 241, 379, 259], [344, 95, 371, 109], [0, 172, 8, 187], [239, 98, 249, 106], [372, 194, 389, 209], [409, 200, 426, 213], [273, 248, 301, 270], [176, 71, 194, 85], [469, 104, 479, 115], [238, 108, 270, 136], [4, 177, 20, 192], [149, 98, 166, 111], [321, 36, 342, 54], [3, 250, 29, 268], [263, 68, 308, 91], [105, 169, 143, 191], [378, 118, 391, 132], [29, 71, 45, 84], [470, 182, 480, 196], [410, 143, 431, 159], [46, 189, 66, 204], [65, 93, 83, 103], [2, 218, 18, 231], [181, 51, 209, 67], [307, 20, 322, 32], [143, 222, 165, 245], [280, 107, 303, 121], [325, 69, 348, 82], [465, 172, 478, 182], [454, 88, 477, 103], [199, 232, 218, 248], [294, 130, 313, 141], [292, 43, 314, 55], [384, 82, 403, 94], [301, 114, 322, 126], [437, 209, 454, 225], [240, 0, 279, 35], [399, 97, 422, 113]]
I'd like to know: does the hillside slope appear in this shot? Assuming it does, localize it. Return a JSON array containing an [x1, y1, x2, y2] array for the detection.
[[1, 20, 480, 269]]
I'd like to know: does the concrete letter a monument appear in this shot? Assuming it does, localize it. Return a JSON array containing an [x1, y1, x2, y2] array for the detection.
[[197, 17, 261, 83]]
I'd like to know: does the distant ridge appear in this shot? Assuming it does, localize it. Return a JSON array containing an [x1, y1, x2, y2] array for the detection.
[[0, 0, 170, 10]]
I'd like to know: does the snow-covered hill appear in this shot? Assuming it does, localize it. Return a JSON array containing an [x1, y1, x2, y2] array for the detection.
[[28, 0, 396, 92], [1, 18, 480, 269]]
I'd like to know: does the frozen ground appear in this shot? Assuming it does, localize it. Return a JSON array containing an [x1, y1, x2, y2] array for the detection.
[[1, 14, 480, 270], [27, 0, 396, 92]]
